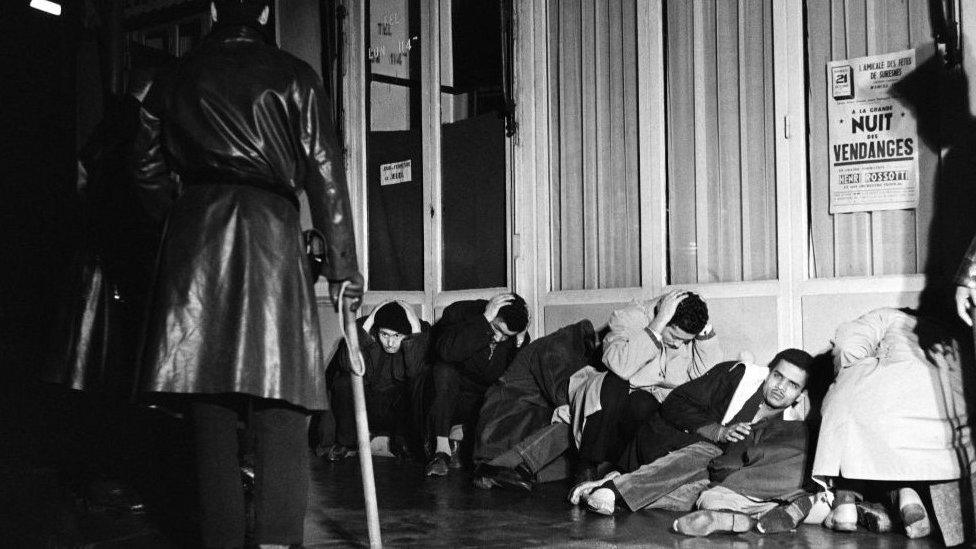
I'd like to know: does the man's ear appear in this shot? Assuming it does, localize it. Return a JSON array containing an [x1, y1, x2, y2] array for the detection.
[[258, 5, 270, 25], [210, 2, 217, 22]]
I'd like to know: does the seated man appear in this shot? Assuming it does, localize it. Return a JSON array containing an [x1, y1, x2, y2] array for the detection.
[[320, 301, 430, 461], [568, 290, 721, 477], [812, 308, 971, 540], [571, 348, 815, 536], [424, 293, 529, 477]]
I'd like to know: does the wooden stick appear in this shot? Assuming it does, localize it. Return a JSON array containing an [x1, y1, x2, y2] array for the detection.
[[340, 297, 382, 548]]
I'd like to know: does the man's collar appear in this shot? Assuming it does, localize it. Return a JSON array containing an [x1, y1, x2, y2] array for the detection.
[[208, 24, 268, 44]]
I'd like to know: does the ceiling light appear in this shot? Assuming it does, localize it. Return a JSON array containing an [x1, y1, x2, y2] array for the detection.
[[30, 0, 61, 16]]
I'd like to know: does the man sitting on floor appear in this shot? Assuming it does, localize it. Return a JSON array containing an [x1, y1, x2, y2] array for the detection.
[[424, 293, 529, 477], [319, 300, 430, 461], [570, 349, 817, 536], [567, 290, 722, 479]]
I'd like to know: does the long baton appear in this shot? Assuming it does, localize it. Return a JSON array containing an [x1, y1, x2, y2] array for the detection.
[[338, 284, 382, 548]]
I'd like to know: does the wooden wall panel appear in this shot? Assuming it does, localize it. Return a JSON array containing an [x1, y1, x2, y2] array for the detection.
[[667, 0, 776, 285], [807, 0, 833, 277], [557, 0, 584, 289], [621, 0, 641, 288], [549, 0, 641, 290], [716, 0, 743, 282], [908, 0, 936, 274], [693, 0, 719, 283], [548, 3, 562, 288], [581, 0, 599, 289], [666, 0, 698, 284]]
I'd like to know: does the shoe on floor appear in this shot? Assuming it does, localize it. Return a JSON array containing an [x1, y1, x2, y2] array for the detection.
[[900, 503, 930, 539], [756, 493, 816, 534], [425, 452, 451, 477], [325, 443, 355, 463], [824, 502, 857, 532], [488, 467, 533, 493], [585, 488, 616, 515], [568, 470, 620, 505], [673, 510, 757, 537], [857, 501, 893, 533]]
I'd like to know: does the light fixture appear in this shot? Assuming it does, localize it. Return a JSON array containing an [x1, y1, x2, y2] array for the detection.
[[30, 0, 61, 16]]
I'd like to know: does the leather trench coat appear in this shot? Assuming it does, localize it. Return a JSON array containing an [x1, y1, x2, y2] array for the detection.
[[133, 24, 358, 410]]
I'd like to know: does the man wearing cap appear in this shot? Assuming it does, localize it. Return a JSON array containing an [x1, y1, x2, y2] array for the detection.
[[322, 301, 430, 461], [425, 293, 530, 476]]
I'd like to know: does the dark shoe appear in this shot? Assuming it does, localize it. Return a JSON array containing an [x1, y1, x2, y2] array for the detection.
[[389, 436, 413, 462], [488, 467, 533, 492], [757, 494, 816, 534], [425, 452, 450, 477], [673, 510, 757, 537], [326, 443, 355, 462], [856, 501, 893, 533]]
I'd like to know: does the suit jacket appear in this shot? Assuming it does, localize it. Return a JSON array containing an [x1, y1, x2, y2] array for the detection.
[[431, 299, 529, 388]]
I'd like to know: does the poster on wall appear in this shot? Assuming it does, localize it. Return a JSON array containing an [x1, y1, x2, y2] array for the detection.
[[827, 49, 919, 214], [369, 0, 412, 79]]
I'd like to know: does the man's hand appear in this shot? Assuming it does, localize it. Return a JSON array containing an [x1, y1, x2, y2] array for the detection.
[[483, 293, 515, 322], [329, 271, 365, 312], [397, 300, 422, 333], [955, 285, 976, 327], [648, 290, 689, 334], [717, 422, 752, 443]]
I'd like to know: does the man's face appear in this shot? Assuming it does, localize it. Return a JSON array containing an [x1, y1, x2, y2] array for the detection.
[[762, 360, 809, 409], [489, 318, 518, 342], [662, 325, 696, 348], [377, 328, 405, 354]]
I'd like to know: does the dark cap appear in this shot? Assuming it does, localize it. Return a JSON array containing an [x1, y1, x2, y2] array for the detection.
[[373, 302, 411, 335]]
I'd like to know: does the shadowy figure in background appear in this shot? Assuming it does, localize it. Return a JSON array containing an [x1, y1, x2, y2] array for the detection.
[[891, 49, 976, 544]]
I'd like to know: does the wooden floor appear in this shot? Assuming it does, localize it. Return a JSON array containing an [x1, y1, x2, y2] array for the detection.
[[305, 455, 947, 548]]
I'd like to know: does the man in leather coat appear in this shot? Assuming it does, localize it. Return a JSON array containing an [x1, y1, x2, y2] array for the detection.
[[131, 1, 363, 546]]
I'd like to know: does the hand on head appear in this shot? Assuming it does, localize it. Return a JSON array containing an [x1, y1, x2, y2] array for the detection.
[[484, 293, 516, 322], [955, 285, 976, 327]]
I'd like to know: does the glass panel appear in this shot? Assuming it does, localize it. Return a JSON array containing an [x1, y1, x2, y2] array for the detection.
[[546, 0, 641, 291], [366, 0, 424, 290], [665, 0, 777, 284], [438, 0, 508, 291]]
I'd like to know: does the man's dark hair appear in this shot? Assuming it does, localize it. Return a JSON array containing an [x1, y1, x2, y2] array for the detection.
[[497, 294, 528, 333], [670, 292, 708, 335], [213, 0, 268, 27], [769, 348, 814, 372]]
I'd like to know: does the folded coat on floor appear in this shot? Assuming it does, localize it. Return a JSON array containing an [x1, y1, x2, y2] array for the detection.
[[473, 320, 597, 466]]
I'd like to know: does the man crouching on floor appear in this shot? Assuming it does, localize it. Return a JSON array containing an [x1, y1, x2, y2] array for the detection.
[[570, 349, 821, 536]]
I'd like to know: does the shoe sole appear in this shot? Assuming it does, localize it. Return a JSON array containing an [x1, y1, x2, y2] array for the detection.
[[857, 502, 893, 533]]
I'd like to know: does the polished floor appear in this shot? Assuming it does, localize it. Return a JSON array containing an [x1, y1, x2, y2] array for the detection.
[[305, 455, 948, 548], [0, 384, 956, 548]]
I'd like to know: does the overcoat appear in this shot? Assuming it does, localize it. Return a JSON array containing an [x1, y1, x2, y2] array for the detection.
[[132, 25, 358, 410], [812, 308, 968, 482]]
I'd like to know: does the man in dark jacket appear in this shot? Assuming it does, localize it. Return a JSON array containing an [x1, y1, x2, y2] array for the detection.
[[322, 301, 430, 462], [424, 293, 529, 476], [569, 349, 814, 533], [131, 1, 362, 547]]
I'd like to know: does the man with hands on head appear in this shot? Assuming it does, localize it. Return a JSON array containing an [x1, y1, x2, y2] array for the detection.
[[425, 293, 530, 477], [569, 290, 720, 480], [321, 300, 430, 462]]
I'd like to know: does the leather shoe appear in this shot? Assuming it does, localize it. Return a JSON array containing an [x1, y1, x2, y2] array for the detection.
[[673, 510, 757, 536], [425, 452, 450, 477], [488, 467, 533, 492]]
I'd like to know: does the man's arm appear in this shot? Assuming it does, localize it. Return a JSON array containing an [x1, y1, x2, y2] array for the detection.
[[297, 65, 361, 305], [601, 302, 662, 381], [403, 321, 431, 379], [956, 236, 976, 326], [660, 362, 740, 440], [130, 82, 179, 221], [832, 308, 891, 371], [433, 304, 494, 363]]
